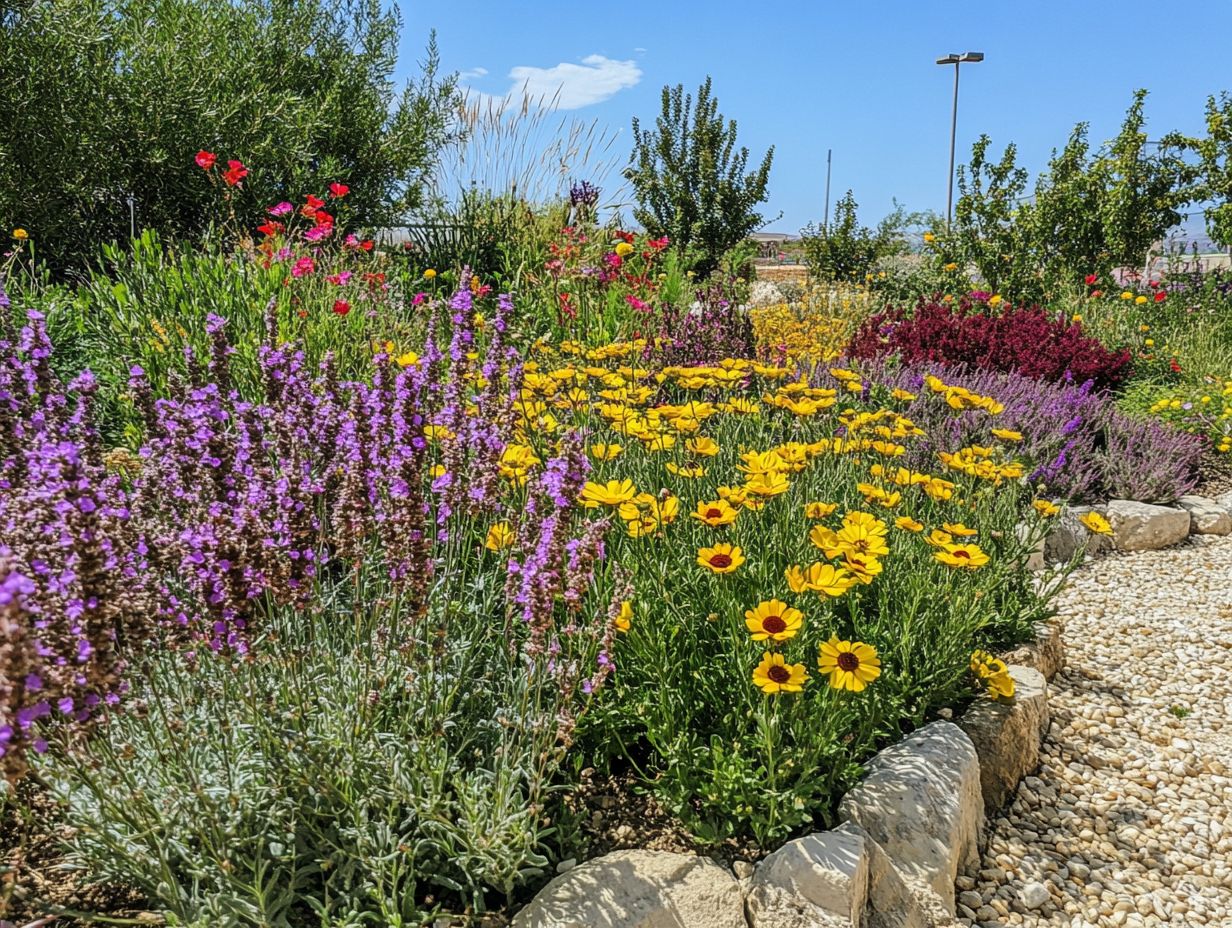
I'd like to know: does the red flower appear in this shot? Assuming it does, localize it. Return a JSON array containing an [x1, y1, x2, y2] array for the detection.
[[332, 299, 351, 316], [359, 239, 374, 252], [329, 182, 350, 198], [313, 209, 334, 229], [649, 236, 670, 249], [1091, 290, 1103, 298], [1154, 291, 1167, 303], [195, 150, 217, 170], [1084, 274, 1098, 286], [1148, 280, 1161, 289], [222, 160, 248, 186], [305, 194, 325, 210], [1169, 358, 1182, 373], [614, 230, 635, 244], [256, 221, 284, 237]]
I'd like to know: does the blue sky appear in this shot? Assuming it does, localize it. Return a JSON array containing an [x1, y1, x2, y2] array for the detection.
[[400, 1, 1232, 236]]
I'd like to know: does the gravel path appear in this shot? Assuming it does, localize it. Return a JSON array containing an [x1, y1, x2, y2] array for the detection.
[[957, 534, 1232, 928]]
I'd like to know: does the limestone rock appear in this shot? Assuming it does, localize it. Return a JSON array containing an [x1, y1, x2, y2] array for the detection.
[[1043, 506, 1112, 563], [836, 721, 981, 912], [1000, 619, 1064, 681], [834, 822, 955, 928], [744, 881, 855, 928], [1177, 495, 1232, 535], [748, 829, 867, 926], [512, 850, 746, 928], [1020, 880, 1050, 909], [957, 665, 1049, 816], [1106, 499, 1190, 551]]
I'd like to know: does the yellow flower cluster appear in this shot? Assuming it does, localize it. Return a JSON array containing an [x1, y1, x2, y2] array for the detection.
[[1148, 379, 1232, 454], [971, 650, 1015, 699]]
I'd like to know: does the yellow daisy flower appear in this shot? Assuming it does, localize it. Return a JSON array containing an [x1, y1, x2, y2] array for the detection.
[[753, 652, 808, 694], [817, 636, 881, 692], [744, 600, 804, 642]]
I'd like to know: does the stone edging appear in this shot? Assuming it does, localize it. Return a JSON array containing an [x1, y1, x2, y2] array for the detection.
[[515, 493, 1232, 927]]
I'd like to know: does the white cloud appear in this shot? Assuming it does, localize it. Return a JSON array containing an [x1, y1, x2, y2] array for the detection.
[[464, 55, 642, 111], [459, 67, 488, 81]]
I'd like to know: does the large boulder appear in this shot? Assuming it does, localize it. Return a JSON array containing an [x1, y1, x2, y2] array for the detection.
[[1106, 499, 1191, 551], [1177, 495, 1232, 535], [956, 665, 1049, 816], [836, 721, 981, 913], [747, 829, 867, 927], [512, 850, 746, 928]]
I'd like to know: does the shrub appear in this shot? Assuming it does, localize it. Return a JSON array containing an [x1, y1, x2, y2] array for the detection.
[[0, 0, 457, 271], [847, 298, 1133, 391]]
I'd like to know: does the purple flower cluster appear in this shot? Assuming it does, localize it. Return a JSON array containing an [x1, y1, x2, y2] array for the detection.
[[1, 280, 617, 779], [858, 361, 1202, 503]]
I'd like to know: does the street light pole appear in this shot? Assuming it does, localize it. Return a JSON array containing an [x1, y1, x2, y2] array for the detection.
[[937, 52, 983, 229]]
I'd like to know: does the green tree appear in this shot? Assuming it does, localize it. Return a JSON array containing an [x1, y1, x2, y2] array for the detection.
[[800, 191, 918, 281], [1189, 91, 1232, 253], [624, 77, 774, 278], [0, 0, 458, 271], [953, 91, 1192, 302]]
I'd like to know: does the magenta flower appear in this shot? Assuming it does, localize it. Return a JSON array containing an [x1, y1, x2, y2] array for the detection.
[[268, 201, 294, 217]]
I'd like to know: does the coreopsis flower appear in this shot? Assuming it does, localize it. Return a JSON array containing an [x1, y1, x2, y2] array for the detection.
[[686, 437, 719, 457], [804, 502, 838, 519], [12, 228, 28, 241], [753, 652, 808, 694], [895, 516, 924, 532], [1079, 511, 1113, 536], [590, 443, 623, 461], [744, 471, 790, 497], [614, 601, 632, 633], [891, 388, 917, 401], [942, 522, 978, 537], [924, 529, 954, 548], [744, 600, 803, 642], [666, 462, 706, 478], [1033, 499, 1060, 518], [817, 637, 881, 692], [785, 562, 855, 597], [692, 499, 739, 526], [195, 150, 217, 169], [935, 543, 990, 569], [580, 479, 637, 508], [972, 650, 1015, 699], [842, 554, 882, 584], [991, 428, 1023, 442], [697, 543, 745, 574], [485, 522, 515, 551]]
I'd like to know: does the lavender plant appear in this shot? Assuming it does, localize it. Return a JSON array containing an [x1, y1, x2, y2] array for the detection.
[[1, 285, 618, 924], [860, 361, 1202, 503]]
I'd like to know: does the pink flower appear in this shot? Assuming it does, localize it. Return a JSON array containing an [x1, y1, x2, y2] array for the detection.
[[195, 150, 217, 170], [303, 226, 330, 242], [268, 201, 293, 217], [326, 271, 353, 286], [625, 295, 649, 312], [291, 256, 315, 278], [412, 292, 427, 306]]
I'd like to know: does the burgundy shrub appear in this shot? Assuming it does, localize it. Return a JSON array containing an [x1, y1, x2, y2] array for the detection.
[[848, 299, 1133, 391]]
